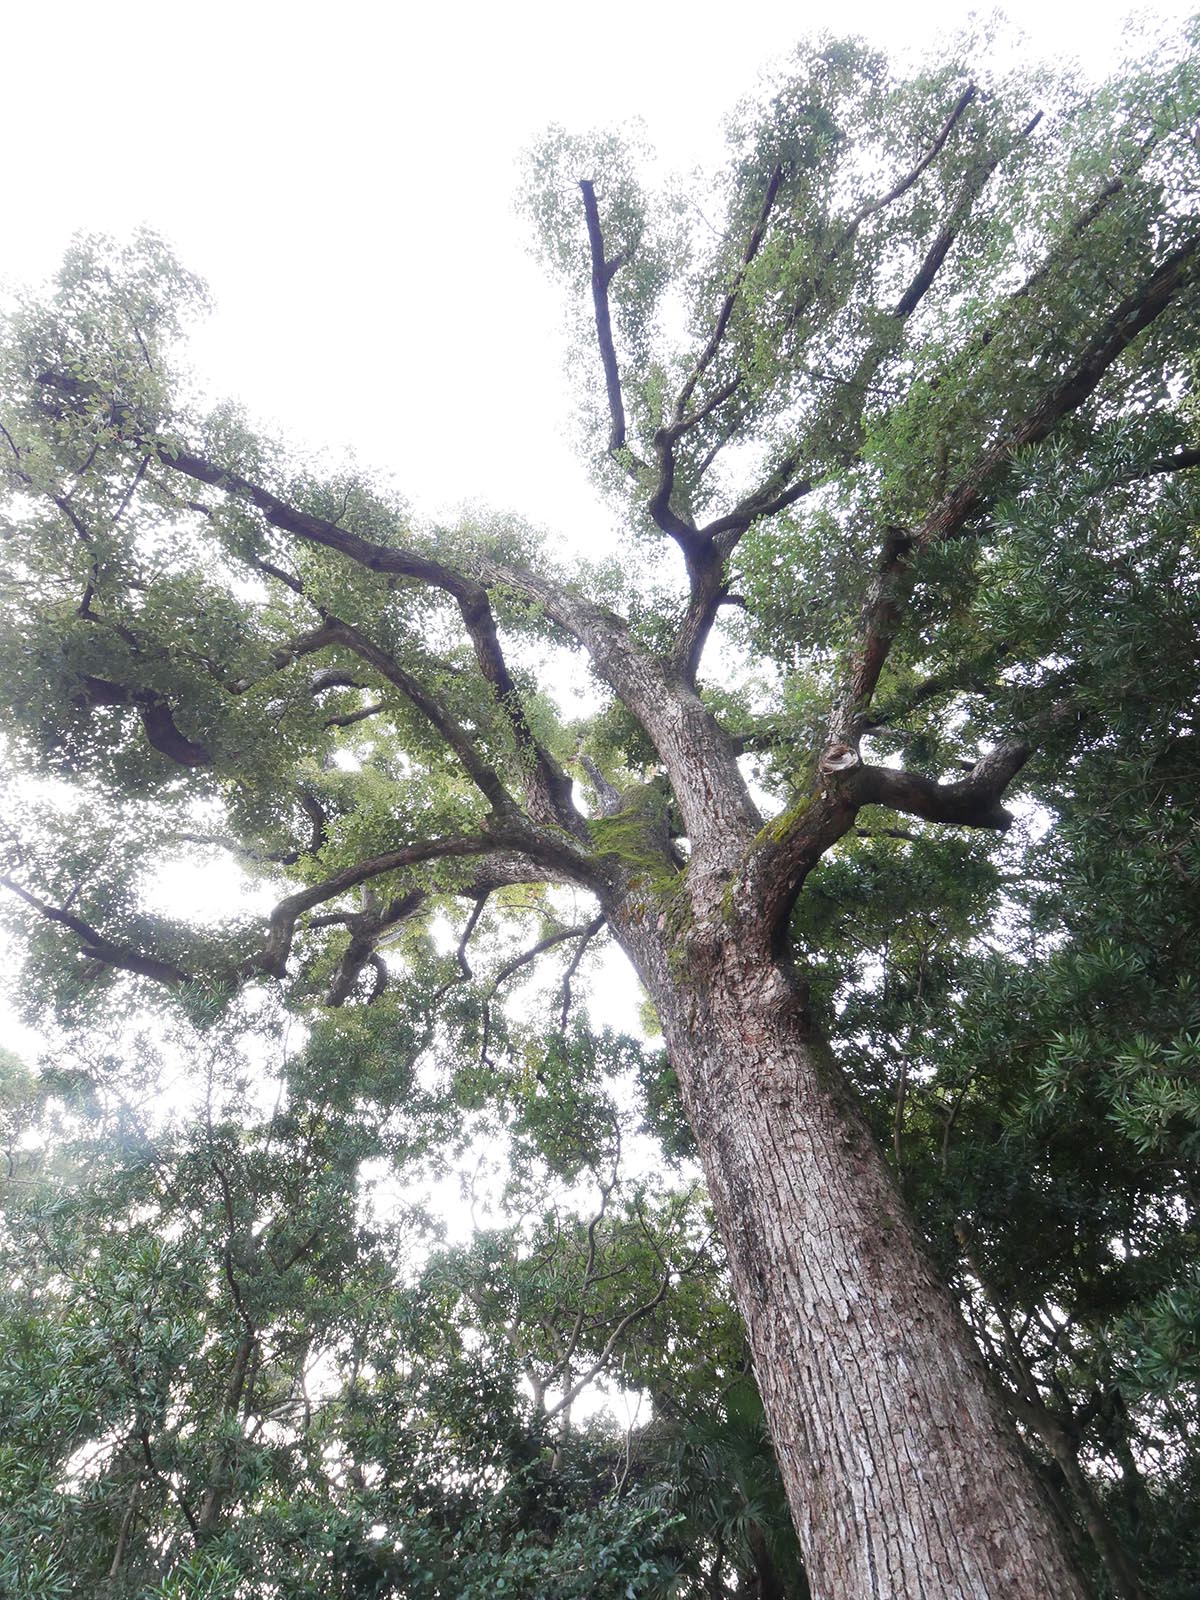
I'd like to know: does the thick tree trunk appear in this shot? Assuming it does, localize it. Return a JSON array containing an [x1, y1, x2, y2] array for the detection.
[[620, 916, 1091, 1600]]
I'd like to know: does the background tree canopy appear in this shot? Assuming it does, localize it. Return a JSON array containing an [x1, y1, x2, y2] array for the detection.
[[1, 22, 1199, 1600]]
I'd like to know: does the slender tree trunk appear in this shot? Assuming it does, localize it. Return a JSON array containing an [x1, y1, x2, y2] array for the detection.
[[195, 1331, 255, 1540], [618, 912, 1091, 1600]]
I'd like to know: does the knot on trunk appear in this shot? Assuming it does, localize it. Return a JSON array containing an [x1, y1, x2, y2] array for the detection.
[[819, 742, 861, 774]]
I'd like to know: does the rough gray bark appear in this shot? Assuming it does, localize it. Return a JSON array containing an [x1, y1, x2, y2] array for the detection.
[[615, 900, 1090, 1600]]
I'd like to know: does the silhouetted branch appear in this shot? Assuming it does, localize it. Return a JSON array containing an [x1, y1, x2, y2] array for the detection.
[[0, 876, 191, 987], [580, 179, 634, 458]]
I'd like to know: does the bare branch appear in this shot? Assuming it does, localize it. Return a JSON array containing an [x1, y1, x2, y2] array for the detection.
[[858, 85, 980, 226], [553, 1164, 620, 1383], [699, 454, 814, 547], [559, 912, 606, 1028], [324, 889, 425, 1007], [424, 892, 490, 1012], [310, 668, 365, 693], [842, 741, 1031, 831], [255, 836, 489, 978], [488, 916, 606, 999], [579, 179, 636, 459], [542, 1270, 671, 1421], [177, 832, 304, 867], [576, 181, 706, 555], [452, 894, 488, 982], [365, 952, 388, 1004]]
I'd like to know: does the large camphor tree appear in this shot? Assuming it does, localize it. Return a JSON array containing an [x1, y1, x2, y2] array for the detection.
[[2, 30, 1199, 1598]]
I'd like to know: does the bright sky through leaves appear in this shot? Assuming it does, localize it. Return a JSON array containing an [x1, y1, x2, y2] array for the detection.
[[3, 0, 1193, 542], [0, 0, 1191, 1053]]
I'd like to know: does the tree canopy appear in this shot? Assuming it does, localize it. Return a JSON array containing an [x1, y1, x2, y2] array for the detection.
[[1, 24, 1199, 1599]]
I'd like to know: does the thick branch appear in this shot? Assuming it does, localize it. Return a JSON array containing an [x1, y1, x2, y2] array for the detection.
[[679, 105, 1033, 671], [577, 182, 703, 553], [323, 700, 386, 730], [476, 559, 760, 855], [579, 179, 633, 458], [324, 888, 425, 1007], [257, 836, 494, 978], [75, 676, 214, 767], [256, 827, 593, 980], [857, 85, 979, 228], [842, 741, 1030, 830], [828, 526, 913, 741], [832, 234, 1200, 736], [740, 741, 1030, 942], [177, 832, 303, 867], [1130, 445, 1200, 482], [699, 454, 814, 547], [35, 376, 752, 862], [0, 876, 191, 987]]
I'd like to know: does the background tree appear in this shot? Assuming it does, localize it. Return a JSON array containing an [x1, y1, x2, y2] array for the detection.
[[2, 26, 1199, 1598], [0, 1009, 800, 1598]]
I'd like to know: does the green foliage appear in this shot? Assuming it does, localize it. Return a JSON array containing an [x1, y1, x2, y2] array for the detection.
[[3, 19, 1200, 1599], [0, 1002, 794, 1597]]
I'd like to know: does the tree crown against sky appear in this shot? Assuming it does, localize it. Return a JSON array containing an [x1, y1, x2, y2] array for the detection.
[[1, 21, 1200, 1600]]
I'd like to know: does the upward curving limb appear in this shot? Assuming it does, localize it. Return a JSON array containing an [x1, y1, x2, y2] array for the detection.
[[580, 169, 795, 573], [578, 179, 701, 551], [737, 739, 1033, 948], [830, 232, 1200, 742], [744, 228, 1200, 945]]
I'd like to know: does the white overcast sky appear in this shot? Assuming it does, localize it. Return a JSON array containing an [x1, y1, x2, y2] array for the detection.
[[4, 0, 1194, 545]]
